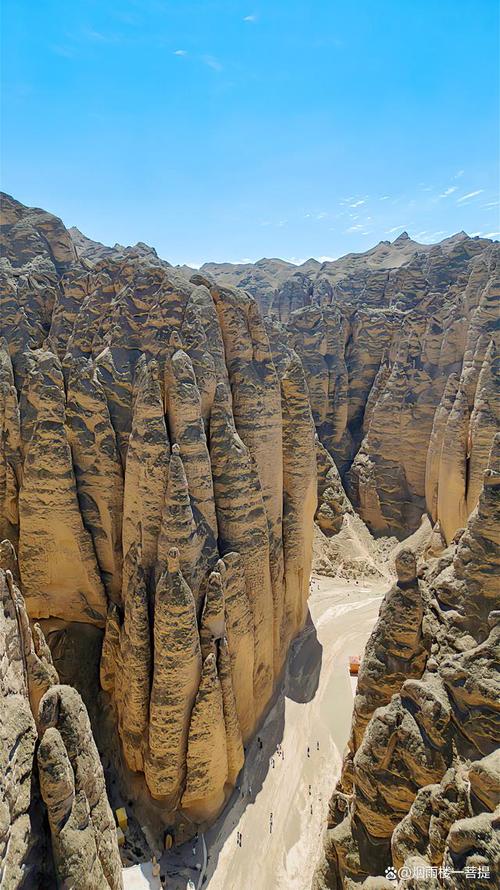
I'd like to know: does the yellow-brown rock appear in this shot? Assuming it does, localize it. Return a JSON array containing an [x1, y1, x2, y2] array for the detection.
[[156, 443, 205, 598], [0, 343, 22, 547], [0, 564, 122, 889], [211, 288, 286, 664], [18, 355, 107, 625], [199, 570, 225, 659], [0, 569, 49, 888], [145, 548, 202, 804], [113, 545, 151, 772], [123, 357, 170, 575], [425, 373, 459, 523], [209, 382, 274, 709], [181, 653, 229, 822], [164, 345, 218, 544], [66, 358, 124, 602], [216, 637, 244, 785], [220, 551, 255, 742], [38, 684, 123, 890], [436, 386, 469, 544], [467, 340, 498, 516], [314, 437, 500, 888]]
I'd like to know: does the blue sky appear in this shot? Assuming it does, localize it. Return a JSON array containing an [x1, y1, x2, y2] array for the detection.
[[2, 1, 499, 265]]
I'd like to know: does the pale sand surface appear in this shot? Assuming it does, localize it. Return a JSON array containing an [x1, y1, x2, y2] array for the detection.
[[122, 862, 161, 888], [124, 575, 386, 890]]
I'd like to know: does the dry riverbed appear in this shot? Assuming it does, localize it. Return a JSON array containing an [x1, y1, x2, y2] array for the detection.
[[123, 575, 387, 890]]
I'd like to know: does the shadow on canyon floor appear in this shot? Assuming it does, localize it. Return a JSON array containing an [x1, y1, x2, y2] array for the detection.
[[42, 609, 322, 888], [160, 608, 323, 888]]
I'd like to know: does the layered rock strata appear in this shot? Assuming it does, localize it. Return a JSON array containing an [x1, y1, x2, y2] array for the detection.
[[314, 436, 500, 888], [203, 233, 499, 539], [0, 193, 317, 833]]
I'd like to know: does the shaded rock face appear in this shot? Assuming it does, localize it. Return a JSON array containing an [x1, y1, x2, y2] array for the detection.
[[314, 436, 500, 889], [210, 234, 499, 540], [0, 565, 123, 890], [0, 193, 317, 830]]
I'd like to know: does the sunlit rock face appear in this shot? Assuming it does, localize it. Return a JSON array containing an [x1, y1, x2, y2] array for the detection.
[[0, 192, 317, 830], [313, 436, 500, 889], [205, 232, 499, 540], [0, 563, 123, 889]]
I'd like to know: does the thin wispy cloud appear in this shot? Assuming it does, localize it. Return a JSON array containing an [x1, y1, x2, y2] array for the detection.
[[483, 201, 499, 208], [174, 49, 187, 56], [439, 186, 457, 198], [81, 27, 119, 43], [457, 189, 484, 204], [379, 195, 390, 201], [346, 224, 363, 232], [350, 199, 365, 208], [243, 14, 258, 23], [50, 44, 75, 58], [385, 225, 406, 234], [202, 54, 223, 71], [82, 28, 106, 41], [316, 212, 327, 220], [454, 169, 465, 179], [417, 230, 447, 242], [484, 231, 500, 238]]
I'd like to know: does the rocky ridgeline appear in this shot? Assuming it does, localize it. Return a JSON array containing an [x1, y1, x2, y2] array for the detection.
[[0, 192, 317, 871], [313, 435, 500, 889], [1, 193, 498, 887], [203, 233, 499, 542]]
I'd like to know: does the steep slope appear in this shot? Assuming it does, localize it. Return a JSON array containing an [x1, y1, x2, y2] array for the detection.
[[313, 435, 500, 889], [0, 558, 123, 889], [208, 232, 499, 541], [0, 192, 317, 846]]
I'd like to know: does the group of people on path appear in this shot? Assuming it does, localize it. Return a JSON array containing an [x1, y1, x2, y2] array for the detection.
[[234, 735, 322, 847]]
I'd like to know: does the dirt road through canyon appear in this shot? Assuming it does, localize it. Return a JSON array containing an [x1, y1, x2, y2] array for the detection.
[[141, 576, 387, 890]]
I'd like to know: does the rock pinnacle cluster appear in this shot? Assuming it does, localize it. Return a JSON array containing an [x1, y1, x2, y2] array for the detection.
[[0, 192, 317, 879], [1, 191, 498, 888]]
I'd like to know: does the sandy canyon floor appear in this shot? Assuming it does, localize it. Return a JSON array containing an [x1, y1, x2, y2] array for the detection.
[[123, 575, 387, 890]]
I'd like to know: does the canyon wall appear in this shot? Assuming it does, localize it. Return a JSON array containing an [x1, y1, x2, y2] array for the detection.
[[0, 193, 317, 846], [0, 556, 123, 889], [203, 233, 499, 541], [1, 192, 497, 883], [313, 435, 500, 889]]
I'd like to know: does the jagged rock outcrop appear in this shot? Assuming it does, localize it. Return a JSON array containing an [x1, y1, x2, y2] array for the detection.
[[204, 233, 499, 540], [0, 192, 317, 842], [0, 564, 122, 889], [3, 190, 498, 877], [38, 684, 123, 890], [314, 436, 500, 888]]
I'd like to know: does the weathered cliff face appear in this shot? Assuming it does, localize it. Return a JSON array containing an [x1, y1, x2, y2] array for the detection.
[[2, 190, 497, 884], [0, 192, 317, 838], [313, 435, 500, 889], [0, 561, 123, 889], [206, 232, 499, 541]]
